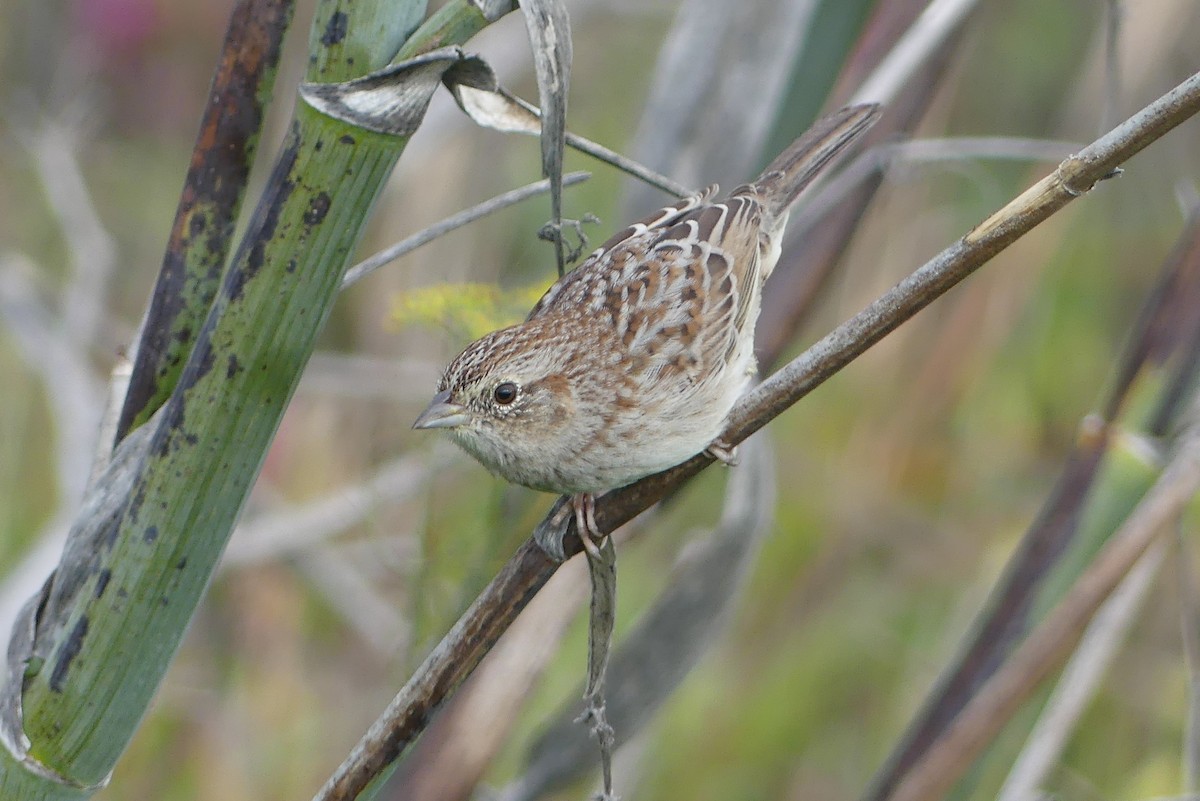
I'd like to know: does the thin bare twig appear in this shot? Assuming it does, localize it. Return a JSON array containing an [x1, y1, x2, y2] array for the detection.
[[316, 71, 1200, 801], [340, 172, 590, 288], [561, 132, 690, 197], [450, 79, 694, 197]]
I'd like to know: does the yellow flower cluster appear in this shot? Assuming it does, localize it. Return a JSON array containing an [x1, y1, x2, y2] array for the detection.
[[391, 282, 547, 340]]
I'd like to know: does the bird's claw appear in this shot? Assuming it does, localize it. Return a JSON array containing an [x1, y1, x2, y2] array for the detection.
[[573, 493, 605, 560], [534, 493, 606, 562], [706, 439, 739, 466], [538, 214, 601, 267]]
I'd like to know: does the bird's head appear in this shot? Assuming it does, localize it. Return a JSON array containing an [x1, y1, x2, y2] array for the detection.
[[412, 322, 580, 484]]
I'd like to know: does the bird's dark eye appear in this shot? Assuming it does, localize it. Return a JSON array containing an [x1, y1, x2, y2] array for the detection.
[[493, 382, 519, 405]]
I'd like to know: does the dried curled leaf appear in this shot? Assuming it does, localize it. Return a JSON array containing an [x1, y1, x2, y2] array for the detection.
[[440, 56, 545, 137], [300, 47, 487, 137]]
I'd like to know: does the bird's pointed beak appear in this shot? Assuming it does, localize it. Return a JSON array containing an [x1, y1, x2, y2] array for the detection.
[[413, 389, 470, 430]]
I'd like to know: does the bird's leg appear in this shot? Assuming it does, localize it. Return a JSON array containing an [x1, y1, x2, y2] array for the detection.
[[572, 492, 605, 559], [706, 438, 739, 466], [577, 502, 617, 801]]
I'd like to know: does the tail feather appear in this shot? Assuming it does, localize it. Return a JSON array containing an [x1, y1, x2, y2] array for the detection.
[[748, 103, 881, 215]]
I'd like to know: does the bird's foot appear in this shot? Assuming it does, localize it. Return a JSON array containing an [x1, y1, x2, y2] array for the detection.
[[535, 492, 606, 562], [572, 492, 606, 560], [706, 438, 739, 466], [538, 213, 601, 268]]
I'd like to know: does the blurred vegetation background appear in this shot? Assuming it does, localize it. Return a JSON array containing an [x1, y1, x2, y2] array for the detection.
[[1, 0, 1199, 799]]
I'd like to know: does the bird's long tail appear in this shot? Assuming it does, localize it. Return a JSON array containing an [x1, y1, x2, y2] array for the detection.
[[749, 103, 880, 215]]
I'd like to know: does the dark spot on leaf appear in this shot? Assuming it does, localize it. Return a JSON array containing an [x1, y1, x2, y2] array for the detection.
[[304, 192, 332, 227], [129, 486, 146, 524], [176, 556, 188, 570], [339, 134, 355, 145], [286, 259, 297, 274], [99, 514, 121, 550], [49, 615, 89, 692], [320, 11, 348, 45], [155, 401, 186, 458], [226, 155, 295, 302], [244, 242, 266, 281], [95, 569, 111, 599], [226, 354, 243, 379], [189, 212, 207, 237], [144, 526, 159, 543]]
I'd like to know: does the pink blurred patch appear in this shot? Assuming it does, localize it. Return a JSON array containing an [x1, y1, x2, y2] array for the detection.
[[75, 0, 163, 56]]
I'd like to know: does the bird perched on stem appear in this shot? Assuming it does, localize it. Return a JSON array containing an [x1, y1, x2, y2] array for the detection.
[[414, 103, 880, 560]]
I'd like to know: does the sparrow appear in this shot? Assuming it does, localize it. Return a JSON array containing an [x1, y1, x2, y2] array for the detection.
[[414, 103, 880, 559]]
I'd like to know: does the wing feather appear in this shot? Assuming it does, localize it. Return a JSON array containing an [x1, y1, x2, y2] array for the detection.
[[527, 186, 768, 395]]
